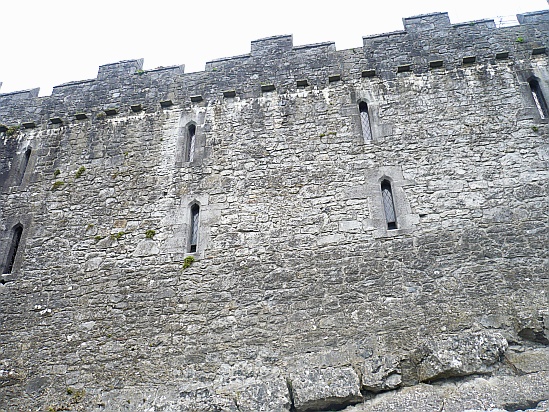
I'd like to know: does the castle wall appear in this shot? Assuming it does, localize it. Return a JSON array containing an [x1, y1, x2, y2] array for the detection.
[[1, 10, 548, 412]]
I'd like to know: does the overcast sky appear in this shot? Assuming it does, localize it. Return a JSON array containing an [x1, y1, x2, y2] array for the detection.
[[0, 0, 547, 96]]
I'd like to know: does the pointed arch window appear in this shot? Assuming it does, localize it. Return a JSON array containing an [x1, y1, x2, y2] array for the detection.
[[381, 180, 397, 230], [529, 79, 548, 119], [4, 224, 23, 274], [18, 148, 31, 186], [186, 124, 196, 162], [359, 102, 372, 141], [189, 203, 200, 253]]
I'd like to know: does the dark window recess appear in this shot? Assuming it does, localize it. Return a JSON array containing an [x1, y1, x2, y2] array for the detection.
[[462, 56, 476, 65], [429, 60, 444, 69], [189, 204, 200, 253], [381, 180, 397, 230], [359, 102, 372, 141], [4, 224, 23, 274], [529, 79, 548, 119], [495, 51, 509, 60], [186, 124, 196, 162], [18, 148, 31, 186]]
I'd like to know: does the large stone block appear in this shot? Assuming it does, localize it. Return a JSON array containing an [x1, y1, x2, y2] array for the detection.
[[360, 355, 402, 392], [290, 366, 362, 411], [416, 331, 508, 382]]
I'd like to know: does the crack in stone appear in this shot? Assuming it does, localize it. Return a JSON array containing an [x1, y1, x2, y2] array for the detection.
[[286, 378, 297, 412]]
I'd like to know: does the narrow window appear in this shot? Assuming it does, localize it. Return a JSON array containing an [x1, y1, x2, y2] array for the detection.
[[381, 180, 397, 230], [359, 102, 372, 141], [4, 224, 23, 274], [18, 148, 31, 186], [529, 79, 548, 119], [189, 204, 200, 253], [186, 124, 196, 162]]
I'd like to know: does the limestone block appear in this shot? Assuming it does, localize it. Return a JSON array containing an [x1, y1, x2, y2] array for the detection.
[[443, 372, 549, 412], [360, 355, 402, 392], [290, 366, 362, 411], [345, 383, 445, 412], [212, 363, 292, 411], [217, 377, 291, 412], [417, 331, 508, 381], [84, 256, 103, 271], [506, 348, 549, 374], [96, 387, 236, 412], [517, 311, 549, 345], [345, 372, 549, 412], [132, 239, 160, 256], [339, 220, 363, 232]]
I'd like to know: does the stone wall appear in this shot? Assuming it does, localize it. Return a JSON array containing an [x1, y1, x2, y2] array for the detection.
[[0, 10, 548, 412]]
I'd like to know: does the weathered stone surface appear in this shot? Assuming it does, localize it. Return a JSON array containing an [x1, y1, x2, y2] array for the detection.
[[132, 239, 160, 257], [290, 367, 363, 411], [344, 372, 549, 412], [89, 387, 237, 412], [417, 331, 508, 382], [517, 311, 549, 345], [360, 355, 402, 392], [443, 372, 549, 412], [506, 348, 549, 374], [213, 363, 292, 412]]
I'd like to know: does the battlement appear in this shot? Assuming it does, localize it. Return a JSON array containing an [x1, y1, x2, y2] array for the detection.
[[251, 34, 294, 55], [0, 9, 547, 127], [402, 12, 452, 32]]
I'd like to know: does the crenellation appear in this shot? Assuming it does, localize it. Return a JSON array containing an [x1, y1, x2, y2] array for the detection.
[[517, 9, 549, 24], [250, 34, 293, 55], [0, 11, 545, 128], [402, 12, 451, 32], [96, 58, 144, 80]]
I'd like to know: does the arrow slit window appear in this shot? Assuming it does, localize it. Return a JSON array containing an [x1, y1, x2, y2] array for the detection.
[[359, 102, 372, 141], [381, 180, 397, 230], [529, 78, 548, 119], [186, 124, 196, 162], [18, 148, 31, 186], [189, 204, 200, 253], [4, 224, 23, 274]]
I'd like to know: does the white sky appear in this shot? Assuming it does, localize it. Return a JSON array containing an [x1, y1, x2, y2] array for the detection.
[[0, 0, 547, 96]]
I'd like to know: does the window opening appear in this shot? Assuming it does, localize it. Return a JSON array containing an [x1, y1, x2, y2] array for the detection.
[[186, 124, 196, 162], [189, 204, 200, 253], [529, 79, 548, 119], [381, 180, 397, 230], [359, 102, 372, 141], [4, 224, 23, 274], [18, 148, 31, 185]]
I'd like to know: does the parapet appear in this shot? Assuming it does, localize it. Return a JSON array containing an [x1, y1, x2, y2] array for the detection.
[[0, 9, 547, 127]]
